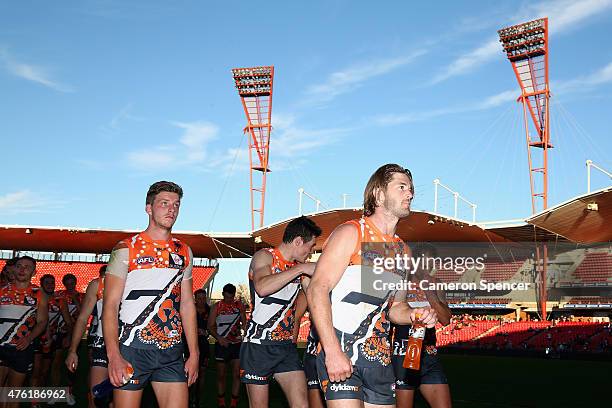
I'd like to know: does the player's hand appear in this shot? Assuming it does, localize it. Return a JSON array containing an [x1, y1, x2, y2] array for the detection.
[[108, 355, 132, 387], [411, 308, 438, 328], [299, 262, 316, 277], [65, 351, 79, 372], [184, 353, 199, 387], [15, 335, 32, 351], [325, 348, 353, 382]]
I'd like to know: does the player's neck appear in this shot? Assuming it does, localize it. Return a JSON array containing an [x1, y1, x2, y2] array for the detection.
[[14, 280, 30, 290], [276, 244, 295, 262], [144, 224, 172, 241], [368, 211, 399, 236]]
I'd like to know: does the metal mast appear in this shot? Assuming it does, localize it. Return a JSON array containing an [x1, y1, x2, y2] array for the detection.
[[232, 66, 274, 230]]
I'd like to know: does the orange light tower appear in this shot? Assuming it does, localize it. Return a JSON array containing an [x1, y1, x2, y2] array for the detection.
[[231, 66, 274, 230], [498, 18, 551, 319]]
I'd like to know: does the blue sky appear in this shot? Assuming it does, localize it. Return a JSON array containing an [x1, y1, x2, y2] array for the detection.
[[1, 0, 611, 237]]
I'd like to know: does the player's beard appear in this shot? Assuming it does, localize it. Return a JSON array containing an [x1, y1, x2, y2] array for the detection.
[[384, 196, 411, 219]]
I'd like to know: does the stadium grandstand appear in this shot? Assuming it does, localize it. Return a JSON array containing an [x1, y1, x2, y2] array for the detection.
[[2, 185, 610, 354]]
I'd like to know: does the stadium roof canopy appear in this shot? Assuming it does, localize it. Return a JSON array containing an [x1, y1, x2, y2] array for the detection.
[[3, 187, 609, 259], [252, 208, 513, 250], [0, 225, 253, 258], [525, 186, 612, 243]]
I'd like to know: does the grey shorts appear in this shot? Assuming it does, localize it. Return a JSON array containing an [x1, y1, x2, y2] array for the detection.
[[239, 342, 303, 384], [315, 350, 395, 405], [117, 344, 186, 390]]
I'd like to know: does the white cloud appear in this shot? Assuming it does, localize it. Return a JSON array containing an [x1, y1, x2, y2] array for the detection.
[[375, 57, 612, 127], [109, 103, 144, 129], [305, 50, 426, 103], [374, 108, 456, 126], [0, 49, 73, 92], [0, 190, 63, 214], [127, 148, 177, 169], [477, 89, 518, 109], [208, 113, 351, 173], [126, 121, 219, 170], [431, 39, 500, 85], [555, 61, 612, 93], [431, 0, 612, 85], [173, 121, 219, 163], [374, 88, 518, 126]]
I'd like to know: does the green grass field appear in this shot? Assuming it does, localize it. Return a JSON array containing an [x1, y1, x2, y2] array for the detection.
[[55, 345, 610, 408]]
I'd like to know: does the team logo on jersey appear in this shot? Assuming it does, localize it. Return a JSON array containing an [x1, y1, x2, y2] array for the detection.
[[24, 296, 36, 305], [362, 249, 386, 269], [169, 253, 184, 268], [136, 256, 155, 265]]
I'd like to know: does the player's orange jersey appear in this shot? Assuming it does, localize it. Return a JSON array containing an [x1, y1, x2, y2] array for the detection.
[[40, 292, 63, 352], [87, 277, 105, 348], [107, 233, 193, 350], [244, 248, 299, 345], [328, 217, 408, 367], [0, 284, 42, 346], [215, 300, 244, 343], [56, 290, 84, 335]]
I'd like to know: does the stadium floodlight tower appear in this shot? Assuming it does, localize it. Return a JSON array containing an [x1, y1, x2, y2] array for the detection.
[[231, 66, 274, 230], [498, 18, 551, 320], [498, 18, 551, 213]]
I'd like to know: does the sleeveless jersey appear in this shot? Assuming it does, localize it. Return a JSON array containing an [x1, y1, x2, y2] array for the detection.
[[215, 300, 244, 343], [40, 292, 63, 352], [329, 217, 408, 367], [196, 304, 210, 340], [107, 232, 193, 350], [0, 284, 42, 347], [87, 278, 105, 348], [305, 319, 319, 356], [244, 248, 299, 345], [56, 290, 84, 335]]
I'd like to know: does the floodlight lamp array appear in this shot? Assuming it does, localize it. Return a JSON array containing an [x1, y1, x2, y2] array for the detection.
[[232, 67, 273, 95], [498, 19, 546, 60]]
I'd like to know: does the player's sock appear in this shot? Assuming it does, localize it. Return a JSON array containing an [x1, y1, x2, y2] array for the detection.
[[230, 394, 239, 408], [217, 394, 226, 408]]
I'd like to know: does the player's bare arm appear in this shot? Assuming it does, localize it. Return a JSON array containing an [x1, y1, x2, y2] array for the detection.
[[179, 259, 199, 387], [207, 302, 228, 347], [66, 278, 99, 372], [306, 223, 357, 382], [103, 243, 132, 387], [59, 295, 75, 331], [418, 277, 451, 326], [388, 300, 438, 328], [16, 291, 48, 351], [239, 301, 247, 333], [292, 289, 307, 343], [250, 250, 314, 297]]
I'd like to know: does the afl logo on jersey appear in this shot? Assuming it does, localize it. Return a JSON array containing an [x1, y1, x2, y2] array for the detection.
[[136, 256, 155, 265], [362, 249, 383, 265], [169, 253, 184, 268]]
